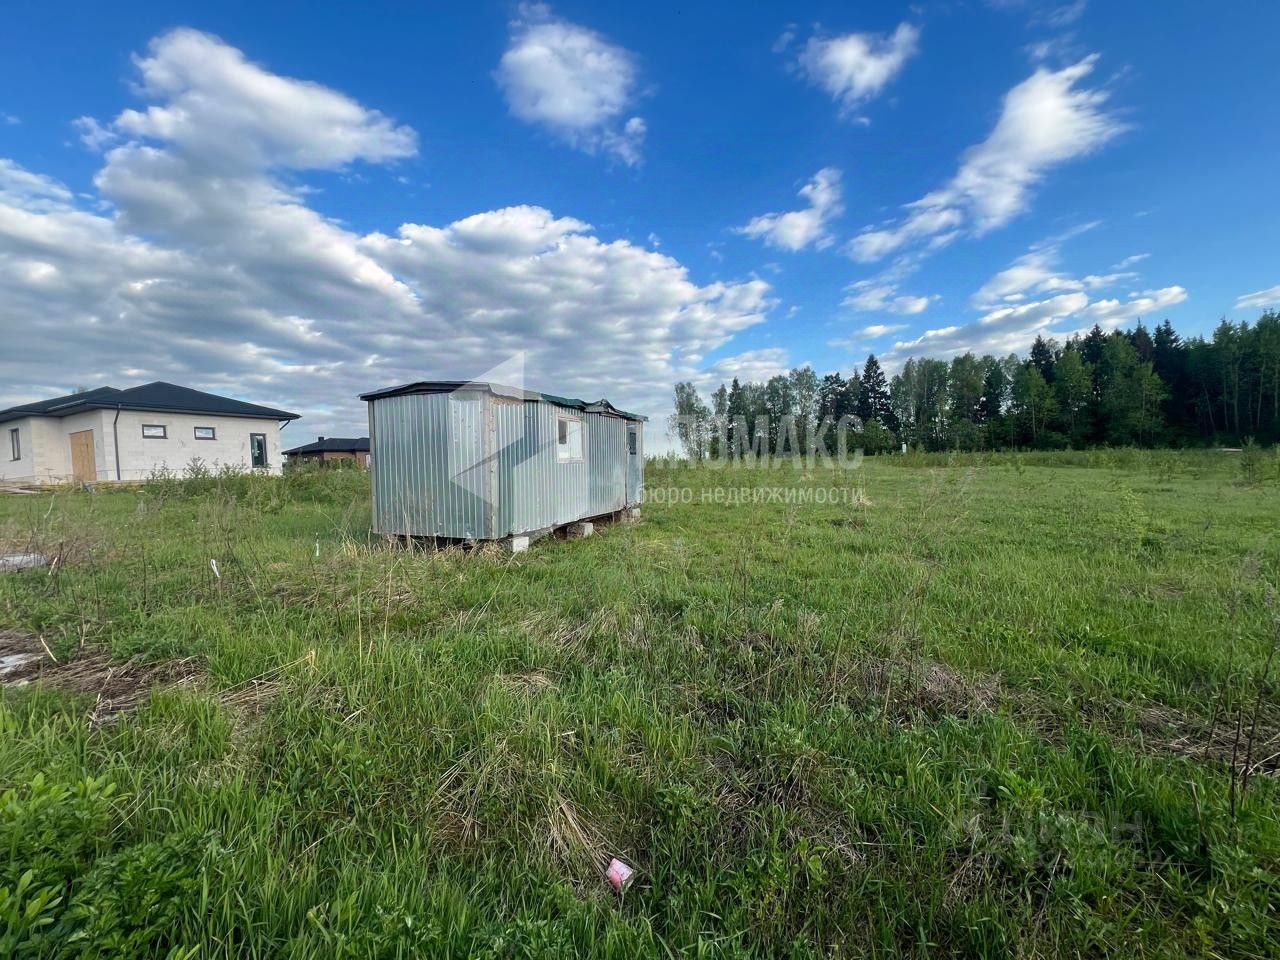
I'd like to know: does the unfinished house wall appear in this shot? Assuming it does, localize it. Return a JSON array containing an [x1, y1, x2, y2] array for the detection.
[[110, 411, 285, 480]]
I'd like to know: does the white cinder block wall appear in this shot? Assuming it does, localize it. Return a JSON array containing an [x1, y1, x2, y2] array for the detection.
[[111, 412, 286, 480], [1, 418, 37, 483], [0, 412, 287, 483], [53, 411, 111, 480]]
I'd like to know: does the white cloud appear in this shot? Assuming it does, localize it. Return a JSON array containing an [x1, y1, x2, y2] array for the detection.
[[1046, 0, 1088, 27], [844, 281, 932, 314], [826, 335, 866, 352], [739, 167, 843, 251], [988, 0, 1088, 28], [971, 252, 1128, 305], [881, 285, 1186, 364], [1113, 252, 1149, 269], [111, 28, 416, 171], [878, 234, 1184, 364], [74, 116, 117, 151], [859, 323, 908, 337], [842, 252, 936, 316], [887, 291, 1088, 360], [0, 30, 771, 436], [1077, 286, 1186, 326], [849, 56, 1125, 262], [495, 4, 646, 165], [795, 23, 919, 118], [0, 159, 74, 212], [972, 233, 1144, 309], [699, 348, 791, 386], [1234, 285, 1280, 311], [971, 247, 1064, 305], [1081, 271, 1136, 289]]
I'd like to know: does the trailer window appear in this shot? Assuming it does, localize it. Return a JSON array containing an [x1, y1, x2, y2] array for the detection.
[[556, 416, 582, 462]]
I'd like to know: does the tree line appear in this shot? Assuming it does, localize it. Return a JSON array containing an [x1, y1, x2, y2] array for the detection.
[[670, 312, 1280, 456]]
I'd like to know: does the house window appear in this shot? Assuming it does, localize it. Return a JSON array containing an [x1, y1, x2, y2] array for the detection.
[[627, 426, 638, 456], [8, 427, 19, 461], [556, 416, 583, 462], [142, 424, 167, 439], [194, 426, 216, 440], [250, 433, 268, 468]]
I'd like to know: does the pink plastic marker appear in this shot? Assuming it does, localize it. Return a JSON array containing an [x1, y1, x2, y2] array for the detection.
[[606, 858, 634, 892]]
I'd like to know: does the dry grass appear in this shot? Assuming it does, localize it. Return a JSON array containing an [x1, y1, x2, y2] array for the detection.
[[1133, 700, 1280, 777], [0, 630, 203, 724], [830, 655, 1002, 720], [492, 670, 557, 695], [0, 630, 290, 727]]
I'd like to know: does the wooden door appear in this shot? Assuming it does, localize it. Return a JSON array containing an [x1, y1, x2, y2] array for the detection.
[[69, 430, 96, 482]]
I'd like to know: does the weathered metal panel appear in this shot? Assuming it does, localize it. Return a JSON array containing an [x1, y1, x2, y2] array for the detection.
[[369, 392, 489, 539], [586, 412, 626, 516], [496, 400, 588, 534], [369, 388, 646, 539], [493, 397, 538, 536], [625, 421, 643, 505]]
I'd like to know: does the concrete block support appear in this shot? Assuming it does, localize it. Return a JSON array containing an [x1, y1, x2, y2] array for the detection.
[[567, 521, 594, 539]]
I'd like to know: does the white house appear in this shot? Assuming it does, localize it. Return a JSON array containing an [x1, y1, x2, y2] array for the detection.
[[0, 382, 300, 484]]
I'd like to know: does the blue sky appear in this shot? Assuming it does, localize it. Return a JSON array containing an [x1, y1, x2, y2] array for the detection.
[[2, 1, 1278, 438]]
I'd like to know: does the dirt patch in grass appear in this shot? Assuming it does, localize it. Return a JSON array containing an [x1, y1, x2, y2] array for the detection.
[[1131, 700, 1280, 777], [0, 526, 115, 572], [217, 676, 284, 721], [1, 630, 204, 724], [1023, 689, 1280, 779], [2, 629, 286, 727], [492, 670, 557, 695], [837, 657, 1001, 720], [733, 631, 775, 652]]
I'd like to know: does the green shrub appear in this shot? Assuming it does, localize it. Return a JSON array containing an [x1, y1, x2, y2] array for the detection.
[[0, 775, 118, 890], [58, 831, 211, 958]]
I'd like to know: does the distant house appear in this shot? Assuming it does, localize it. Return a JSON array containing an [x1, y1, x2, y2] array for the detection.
[[0, 382, 299, 485], [283, 436, 370, 468]]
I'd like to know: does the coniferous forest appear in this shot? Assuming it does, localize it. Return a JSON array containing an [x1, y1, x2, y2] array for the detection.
[[670, 312, 1280, 455]]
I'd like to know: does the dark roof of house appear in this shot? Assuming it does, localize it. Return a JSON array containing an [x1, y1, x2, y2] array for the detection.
[[284, 436, 370, 455], [0, 381, 300, 425], [358, 380, 647, 421]]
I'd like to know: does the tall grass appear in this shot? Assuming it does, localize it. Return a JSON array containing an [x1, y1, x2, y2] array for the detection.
[[1, 450, 1277, 957]]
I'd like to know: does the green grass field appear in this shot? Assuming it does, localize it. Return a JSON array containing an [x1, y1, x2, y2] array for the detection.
[[1, 450, 1278, 958]]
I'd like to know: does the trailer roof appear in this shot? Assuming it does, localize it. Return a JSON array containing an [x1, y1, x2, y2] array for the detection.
[[359, 381, 647, 421]]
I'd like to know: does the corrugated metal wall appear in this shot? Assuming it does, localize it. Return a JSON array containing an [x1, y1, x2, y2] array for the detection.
[[370, 390, 642, 539], [369, 392, 490, 538], [585, 411, 627, 517]]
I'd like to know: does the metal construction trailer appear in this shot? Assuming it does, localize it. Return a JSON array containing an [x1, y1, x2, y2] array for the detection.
[[360, 380, 645, 548]]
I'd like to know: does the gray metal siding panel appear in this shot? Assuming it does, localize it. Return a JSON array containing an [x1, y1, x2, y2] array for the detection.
[[586, 413, 626, 515], [626, 421, 643, 506], [501, 401, 585, 534], [369, 392, 488, 539]]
